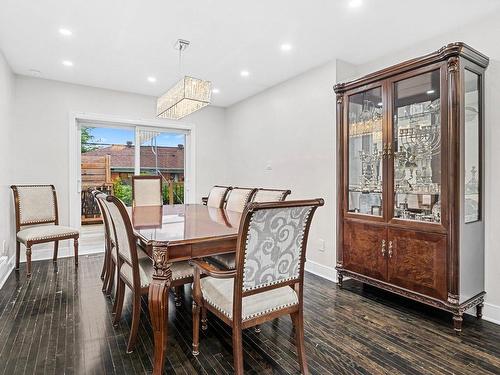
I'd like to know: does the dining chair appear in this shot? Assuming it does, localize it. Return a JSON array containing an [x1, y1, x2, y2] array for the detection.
[[210, 187, 287, 270], [204, 185, 232, 208], [224, 187, 257, 212], [93, 190, 117, 295], [132, 175, 162, 207], [11, 185, 79, 278], [105, 195, 197, 353], [192, 199, 323, 374], [252, 188, 291, 202]]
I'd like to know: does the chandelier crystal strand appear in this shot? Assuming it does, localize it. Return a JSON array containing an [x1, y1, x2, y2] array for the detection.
[[156, 39, 212, 120]]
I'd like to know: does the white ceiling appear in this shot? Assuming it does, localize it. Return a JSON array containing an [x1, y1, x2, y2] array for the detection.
[[1, 0, 499, 107]]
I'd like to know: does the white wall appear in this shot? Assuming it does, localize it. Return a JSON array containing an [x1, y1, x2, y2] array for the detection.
[[0, 50, 15, 285], [225, 61, 339, 280], [347, 10, 500, 324], [11, 76, 227, 252]]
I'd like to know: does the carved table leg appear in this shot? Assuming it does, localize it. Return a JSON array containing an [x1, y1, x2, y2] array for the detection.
[[337, 273, 343, 288], [476, 303, 484, 319], [149, 246, 172, 375], [453, 313, 463, 333]]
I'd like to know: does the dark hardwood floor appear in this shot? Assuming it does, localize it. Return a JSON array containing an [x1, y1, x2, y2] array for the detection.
[[0, 255, 499, 375]]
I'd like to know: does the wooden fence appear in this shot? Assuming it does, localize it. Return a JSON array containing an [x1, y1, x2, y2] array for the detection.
[[81, 155, 113, 224]]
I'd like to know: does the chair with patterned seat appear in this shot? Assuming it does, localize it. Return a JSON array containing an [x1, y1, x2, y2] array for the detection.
[[11, 185, 79, 278], [192, 198, 323, 374], [132, 175, 162, 207]]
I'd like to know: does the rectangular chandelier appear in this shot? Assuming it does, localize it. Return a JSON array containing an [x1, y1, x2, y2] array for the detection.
[[156, 76, 212, 120]]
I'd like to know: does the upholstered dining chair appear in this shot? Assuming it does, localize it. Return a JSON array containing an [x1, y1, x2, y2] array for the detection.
[[192, 199, 323, 374], [252, 188, 291, 203], [104, 195, 197, 353], [132, 175, 162, 207], [224, 187, 257, 212], [93, 190, 116, 295], [204, 185, 232, 208], [11, 185, 79, 278], [210, 187, 286, 270]]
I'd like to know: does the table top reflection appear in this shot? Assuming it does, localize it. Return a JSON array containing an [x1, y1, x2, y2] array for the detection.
[[131, 204, 241, 245]]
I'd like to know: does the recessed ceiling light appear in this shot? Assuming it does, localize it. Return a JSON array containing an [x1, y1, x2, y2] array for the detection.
[[348, 0, 363, 8], [240, 70, 249, 77], [426, 89, 435, 94], [147, 76, 157, 83], [62, 60, 73, 67], [212, 88, 220, 94], [59, 28, 73, 36], [281, 43, 292, 52]]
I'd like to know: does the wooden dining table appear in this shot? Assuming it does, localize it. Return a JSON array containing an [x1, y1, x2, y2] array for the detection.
[[131, 204, 241, 375]]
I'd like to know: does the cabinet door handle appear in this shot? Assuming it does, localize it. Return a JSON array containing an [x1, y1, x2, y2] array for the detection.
[[381, 239, 386, 257], [388, 240, 393, 258]]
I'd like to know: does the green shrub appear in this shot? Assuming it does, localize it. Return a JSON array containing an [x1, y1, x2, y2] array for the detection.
[[113, 177, 132, 206]]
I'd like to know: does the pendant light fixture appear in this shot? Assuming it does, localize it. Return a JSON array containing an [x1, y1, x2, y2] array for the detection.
[[156, 39, 212, 120]]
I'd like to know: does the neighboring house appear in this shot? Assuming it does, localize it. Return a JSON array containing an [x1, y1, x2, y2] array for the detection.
[[83, 143, 184, 183]]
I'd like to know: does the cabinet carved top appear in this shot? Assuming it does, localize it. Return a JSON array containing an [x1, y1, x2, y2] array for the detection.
[[333, 42, 489, 94]]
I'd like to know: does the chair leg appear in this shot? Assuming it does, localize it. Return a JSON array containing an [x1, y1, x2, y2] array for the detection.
[[291, 311, 309, 374], [192, 301, 200, 355], [15, 241, 20, 271], [107, 258, 116, 297], [127, 294, 141, 353], [201, 306, 208, 331], [53, 240, 59, 262], [26, 246, 32, 278], [113, 278, 125, 326], [74, 237, 79, 267], [100, 247, 109, 280], [232, 324, 244, 375], [174, 285, 182, 307]]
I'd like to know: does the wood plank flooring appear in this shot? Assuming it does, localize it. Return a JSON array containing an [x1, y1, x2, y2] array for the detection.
[[0, 255, 499, 374]]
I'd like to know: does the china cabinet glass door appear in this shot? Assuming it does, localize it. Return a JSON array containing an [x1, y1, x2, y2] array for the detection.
[[391, 70, 442, 223], [347, 87, 384, 217]]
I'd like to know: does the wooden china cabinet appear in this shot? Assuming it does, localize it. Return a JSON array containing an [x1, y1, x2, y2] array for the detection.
[[334, 43, 488, 332]]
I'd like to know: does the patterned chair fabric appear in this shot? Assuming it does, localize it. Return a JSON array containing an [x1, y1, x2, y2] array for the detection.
[[225, 188, 256, 213], [206, 186, 231, 208], [252, 189, 290, 203], [199, 200, 321, 319], [16, 185, 56, 225], [133, 176, 162, 206], [241, 205, 314, 291]]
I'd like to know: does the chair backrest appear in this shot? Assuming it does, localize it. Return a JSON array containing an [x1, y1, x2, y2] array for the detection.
[[206, 185, 232, 208], [11, 185, 58, 231], [93, 190, 115, 251], [252, 188, 291, 203], [132, 175, 162, 207], [225, 187, 257, 212], [234, 199, 323, 300], [104, 195, 142, 289]]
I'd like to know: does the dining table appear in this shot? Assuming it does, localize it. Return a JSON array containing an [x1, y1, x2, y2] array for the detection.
[[131, 203, 241, 375]]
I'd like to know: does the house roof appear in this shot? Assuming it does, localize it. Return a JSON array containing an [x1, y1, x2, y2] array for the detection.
[[84, 144, 184, 171]]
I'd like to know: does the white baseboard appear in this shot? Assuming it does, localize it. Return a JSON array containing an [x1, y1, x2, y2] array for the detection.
[[0, 255, 15, 289], [483, 302, 500, 325], [304, 259, 337, 282]]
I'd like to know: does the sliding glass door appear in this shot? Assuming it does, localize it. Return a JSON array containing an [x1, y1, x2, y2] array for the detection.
[[136, 128, 186, 204]]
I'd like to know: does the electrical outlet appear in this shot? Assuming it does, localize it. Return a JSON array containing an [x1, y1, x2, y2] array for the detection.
[[318, 239, 325, 252]]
